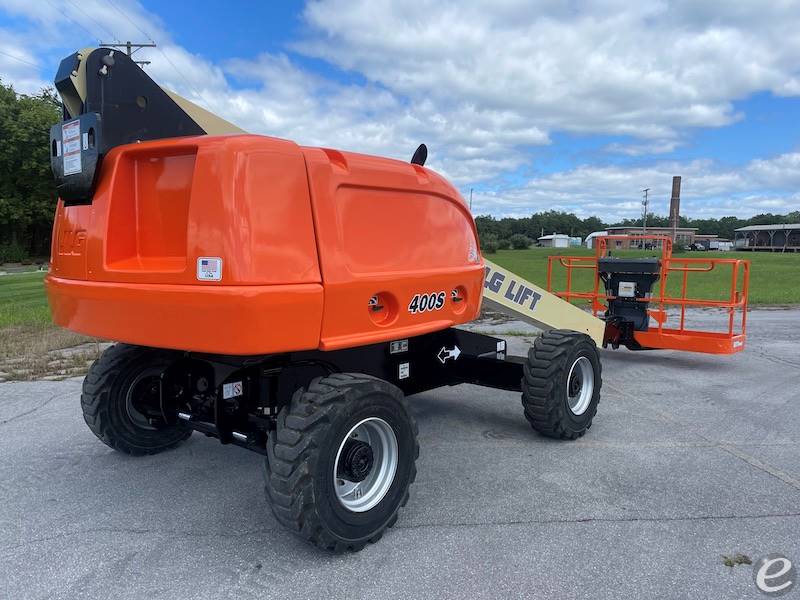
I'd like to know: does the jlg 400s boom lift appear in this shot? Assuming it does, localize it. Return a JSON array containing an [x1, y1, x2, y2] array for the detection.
[[45, 49, 746, 551]]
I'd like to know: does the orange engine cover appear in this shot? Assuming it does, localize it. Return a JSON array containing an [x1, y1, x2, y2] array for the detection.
[[46, 134, 484, 355]]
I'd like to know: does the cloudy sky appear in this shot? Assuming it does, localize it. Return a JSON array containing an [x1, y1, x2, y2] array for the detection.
[[2, 0, 800, 220]]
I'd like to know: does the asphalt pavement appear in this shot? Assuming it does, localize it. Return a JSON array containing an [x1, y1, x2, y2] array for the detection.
[[1, 308, 799, 599]]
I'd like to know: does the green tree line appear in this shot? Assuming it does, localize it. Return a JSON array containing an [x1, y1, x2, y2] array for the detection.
[[475, 210, 800, 249], [0, 81, 60, 262]]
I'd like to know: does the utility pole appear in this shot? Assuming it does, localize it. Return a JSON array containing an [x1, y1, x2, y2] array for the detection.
[[99, 41, 156, 68], [469, 188, 473, 211]]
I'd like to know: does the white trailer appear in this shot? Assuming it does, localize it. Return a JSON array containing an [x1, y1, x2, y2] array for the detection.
[[538, 234, 570, 248]]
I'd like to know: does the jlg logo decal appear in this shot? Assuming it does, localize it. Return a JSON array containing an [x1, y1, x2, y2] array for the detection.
[[484, 265, 542, 310], [408, 291, 446, 314], [58, 229, 87, 256]]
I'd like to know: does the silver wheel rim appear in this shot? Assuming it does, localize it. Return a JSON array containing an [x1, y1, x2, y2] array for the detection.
[[567, 356, 594, 416], [333, 417, 398, 513]]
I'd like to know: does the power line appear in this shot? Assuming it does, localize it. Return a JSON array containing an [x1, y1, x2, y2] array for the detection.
[[105, 0, 155, 43], [99, 41, 155, 67], [99, 0, 156, 68], [102, 0, 209, 106], [46, 0, 98, 43], [0, 49, 39, 69], [155, 46, 209, 104], [64, 0, 120, 43]]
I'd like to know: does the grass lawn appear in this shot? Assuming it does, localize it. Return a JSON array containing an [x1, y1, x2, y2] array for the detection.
[[0, 272, 99, 380], [0, 249, 796, 379], [488, 247, 800, 305], [0, 271, 51, 327]]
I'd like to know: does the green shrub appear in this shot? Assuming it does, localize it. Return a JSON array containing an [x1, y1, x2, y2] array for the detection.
[[0, 243, 28, 263], [481, 234, 499, 254], [509, 234, 532, 249], [497, 238, 511, 250]]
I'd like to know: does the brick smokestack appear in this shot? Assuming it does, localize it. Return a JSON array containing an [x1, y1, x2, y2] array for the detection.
[[669, 176, 682, 231]]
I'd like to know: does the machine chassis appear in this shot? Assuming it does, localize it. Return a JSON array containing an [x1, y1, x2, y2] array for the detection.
[[147, 328, 518, 454]]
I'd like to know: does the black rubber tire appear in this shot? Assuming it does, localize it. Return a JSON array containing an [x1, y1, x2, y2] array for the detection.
[[264, 373, 419, 552], [522, 329, 602, 440], [81, 344, 192, 455]]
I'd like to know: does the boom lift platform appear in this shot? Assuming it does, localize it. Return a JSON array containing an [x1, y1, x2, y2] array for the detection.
[[547, 235, 750, 354], [43, 48, 744, 552]]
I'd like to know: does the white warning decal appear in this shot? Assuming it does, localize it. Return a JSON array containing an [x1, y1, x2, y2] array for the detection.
[[398, 363, 410, 379], [223, 381, 243, 399], [62, 120, 82, 176], [468, 242, 478, 263]]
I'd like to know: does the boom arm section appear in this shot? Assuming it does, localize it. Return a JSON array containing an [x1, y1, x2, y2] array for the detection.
[[50, 48, 242, 202], [482, 259, 605, 345]]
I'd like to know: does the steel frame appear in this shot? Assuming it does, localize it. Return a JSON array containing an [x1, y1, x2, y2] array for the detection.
[[159, 328, 521, 454]]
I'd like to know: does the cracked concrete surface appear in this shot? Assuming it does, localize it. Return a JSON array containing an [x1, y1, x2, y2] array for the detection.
[[1, 309, 799, 599]]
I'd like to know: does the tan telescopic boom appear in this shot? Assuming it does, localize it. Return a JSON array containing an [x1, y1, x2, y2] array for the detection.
[[59, 48, 243, 135], [483, 259, 605, 345]]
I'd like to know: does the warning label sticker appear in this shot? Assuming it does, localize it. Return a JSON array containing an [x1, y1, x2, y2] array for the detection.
[[222, 381, 243, 399], [196, 256, 222, 281], [62, 120, 81, 176]]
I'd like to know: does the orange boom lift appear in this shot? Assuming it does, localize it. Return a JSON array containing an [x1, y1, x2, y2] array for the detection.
[[44, 48, 747, 553], [46, 48, 608, 552]]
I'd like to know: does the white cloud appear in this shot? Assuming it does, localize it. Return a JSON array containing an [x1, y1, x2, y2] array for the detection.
[[603, 140, 683, 157], [0, 29, 47, 92], [1, 0, 800, 219], [299, 0, 800, 138], [470, 152, 800, 220]]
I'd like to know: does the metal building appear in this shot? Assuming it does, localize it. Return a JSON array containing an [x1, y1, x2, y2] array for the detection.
[[734, 224, 800, 252], [604, 226, 697, 249], [538, 234, 570, 248]]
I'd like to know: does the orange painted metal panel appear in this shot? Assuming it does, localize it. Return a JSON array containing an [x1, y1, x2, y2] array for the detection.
[[106, 150, 196, 271], [634, 329, 745, 354], [50, 201, 91, 280], [47, 135, 485, 354], [46, 275, 324, 355], [302, 147, 484, 351], [50, 135, 321, 286]]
